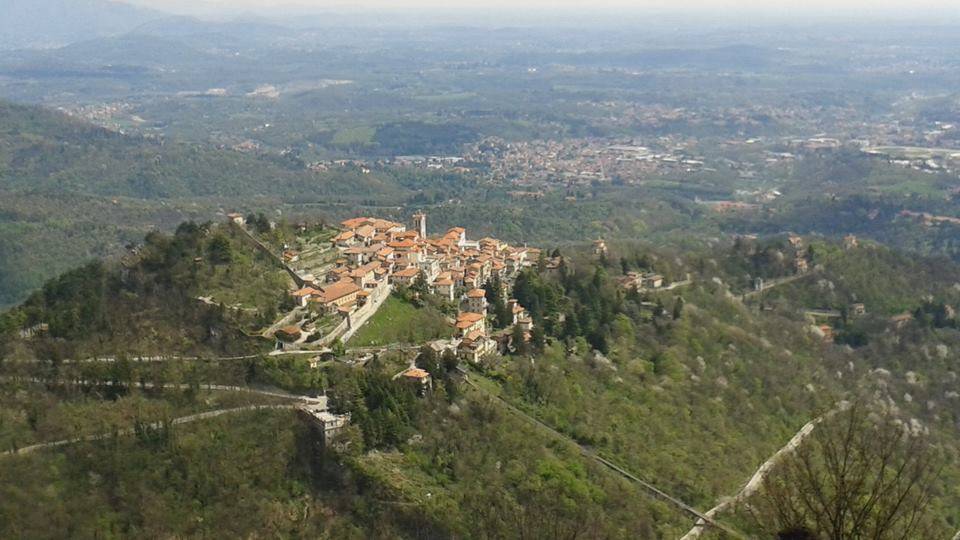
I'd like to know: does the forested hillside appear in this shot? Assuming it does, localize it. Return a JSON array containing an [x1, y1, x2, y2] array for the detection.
[[0, 101, 408, 307], [3, 228, 960, 538]]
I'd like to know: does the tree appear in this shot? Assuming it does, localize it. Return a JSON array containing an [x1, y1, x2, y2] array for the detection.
[[441, 349, 459, 373], [748, 401, 942, 539], [512, 324, 529, 356], [530, 325, 546, 352], [207, 234, 233, 265], [672, 297, 684, 320], [485, 274, 511, 329], [410, 270, 430, 303], [416, 345, 442, 378]]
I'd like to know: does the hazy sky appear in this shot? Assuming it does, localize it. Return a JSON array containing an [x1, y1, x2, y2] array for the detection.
[[127, 0, 960, 17]]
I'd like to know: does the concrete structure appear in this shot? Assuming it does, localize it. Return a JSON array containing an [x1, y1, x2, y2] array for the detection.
[[298, 401, 350, 446]]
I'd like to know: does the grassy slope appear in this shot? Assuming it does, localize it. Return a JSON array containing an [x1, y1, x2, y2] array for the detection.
[[348, 295, 453, 347]]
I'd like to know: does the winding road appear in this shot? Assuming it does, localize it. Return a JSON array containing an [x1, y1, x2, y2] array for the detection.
[[2, 404, 299, 457], [1, 376, 325, 404]]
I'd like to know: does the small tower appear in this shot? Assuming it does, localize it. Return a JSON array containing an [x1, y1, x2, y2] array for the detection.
[[412, 211, 427, 239]]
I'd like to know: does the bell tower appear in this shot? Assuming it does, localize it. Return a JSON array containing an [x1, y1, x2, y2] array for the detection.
[[412, 211, 427, 239]]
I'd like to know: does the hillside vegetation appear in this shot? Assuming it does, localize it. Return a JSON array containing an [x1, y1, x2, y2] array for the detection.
[[4, 227, 960, 537]]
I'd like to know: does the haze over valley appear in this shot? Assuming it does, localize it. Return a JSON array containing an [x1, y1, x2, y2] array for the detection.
[[2, 2, 960, 538]]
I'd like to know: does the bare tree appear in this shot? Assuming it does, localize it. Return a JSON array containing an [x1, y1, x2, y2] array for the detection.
[[747, 400, 942, 539]]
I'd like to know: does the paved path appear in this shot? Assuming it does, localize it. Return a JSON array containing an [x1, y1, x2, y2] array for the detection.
[[3, 349, 328, 365], [459, 368, 744, 539], [347, 343, 422, 355], [662, 279, 694, 291], [2, 376, 324, 405], [679, 403, 849, 539], [2, 404, 299, 457]]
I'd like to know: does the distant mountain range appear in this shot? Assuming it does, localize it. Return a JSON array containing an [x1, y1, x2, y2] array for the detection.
[[0, 0, 164, 50]]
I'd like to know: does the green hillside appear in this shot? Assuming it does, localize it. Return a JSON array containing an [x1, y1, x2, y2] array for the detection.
[[0, 100, 412, 307], [3, 228, 959, 537]]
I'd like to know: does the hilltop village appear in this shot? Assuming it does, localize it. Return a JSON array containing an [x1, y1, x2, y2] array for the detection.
[[275, 213, 539, 364]]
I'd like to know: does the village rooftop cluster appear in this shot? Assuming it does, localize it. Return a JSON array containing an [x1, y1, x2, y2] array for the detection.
[[286, 212, 538, 363]]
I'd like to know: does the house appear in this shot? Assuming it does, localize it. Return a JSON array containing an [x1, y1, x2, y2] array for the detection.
[[446, 227, 467, 246], [507, 299, 528, 325], [458, 331, 497, 363], [316, 280, 362, 312], [593, 238, 608, 256], [282, 250, 300, 263], [794, 257, 809, 273], [354, 224, 376, 245], [341, 217, 373, 230], [464, 288, 488, 314], [850, 303, 866, 317], [418, 257, 441, 282], [226, 213, 245, 225], [843, 234, 859, 250], [643, 274, 664, 289], [433, 275, 456, 301], [890, 312, 913, 330], [298, 403, 351, 447], [342, 246, 367, 266], [348, 261, 381, 288], [333, 230, 357, 247], [618, 272, 644, 290], [455, 312, 486, 338], [787, 233, 803, 249], [326, 266, 351, 283], [517, 316, 534, 333], [276, 325, 302, 342], [391, 266, 420, 286], [396, 366, 433, 394], [291, 286, 320, 307], [819, 324, 834, 343]]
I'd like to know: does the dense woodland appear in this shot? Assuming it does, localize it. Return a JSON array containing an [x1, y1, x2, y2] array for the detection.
[[3, 224, 960, 538]]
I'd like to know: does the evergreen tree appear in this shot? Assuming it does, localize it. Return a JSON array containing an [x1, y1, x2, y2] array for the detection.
[[416, 345, 442, 378], [673, 297, 684, 320], [207, 235, 233, 265]]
